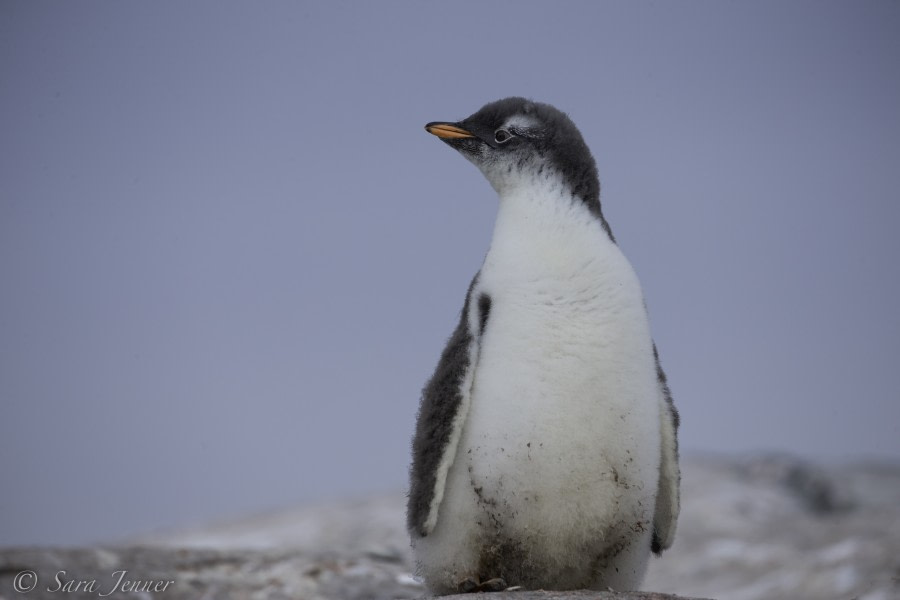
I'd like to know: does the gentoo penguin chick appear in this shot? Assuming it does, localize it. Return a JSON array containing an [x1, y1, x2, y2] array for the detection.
[[407, 97, 680, 594]]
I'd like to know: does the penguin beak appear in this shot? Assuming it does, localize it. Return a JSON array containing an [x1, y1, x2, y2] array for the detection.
[[425, 122, 474, 139]]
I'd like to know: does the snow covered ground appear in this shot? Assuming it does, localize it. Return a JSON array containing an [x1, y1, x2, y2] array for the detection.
[[2, 454, 897, 600], [133, 454, 900, 599]]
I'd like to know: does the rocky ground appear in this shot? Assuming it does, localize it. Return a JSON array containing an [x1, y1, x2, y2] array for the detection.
[[1, 454, 898, 600]]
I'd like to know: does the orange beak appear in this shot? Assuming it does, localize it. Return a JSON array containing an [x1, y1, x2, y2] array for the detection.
[[425, 123, 474, 139]]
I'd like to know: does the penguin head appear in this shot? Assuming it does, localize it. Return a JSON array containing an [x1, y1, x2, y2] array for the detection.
[[425, 97, 600, 211]]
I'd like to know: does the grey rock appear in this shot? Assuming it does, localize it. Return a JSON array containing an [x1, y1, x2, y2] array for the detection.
[[439, 593, 709, 600], [734, 453, 853, 514]]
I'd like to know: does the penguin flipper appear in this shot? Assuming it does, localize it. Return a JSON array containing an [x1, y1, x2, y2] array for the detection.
[[407, 278, 481, 537], [651, 344, 681, 554]]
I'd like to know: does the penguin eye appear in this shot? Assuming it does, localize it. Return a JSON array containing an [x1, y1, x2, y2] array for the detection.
[[494, 129, 512, 144]]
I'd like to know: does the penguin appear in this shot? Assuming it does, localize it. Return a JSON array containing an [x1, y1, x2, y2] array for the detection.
[[407, 98, 680, 594]]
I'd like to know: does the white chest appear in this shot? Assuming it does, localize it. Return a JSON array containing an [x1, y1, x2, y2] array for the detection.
[[455, 186, 661, 533]]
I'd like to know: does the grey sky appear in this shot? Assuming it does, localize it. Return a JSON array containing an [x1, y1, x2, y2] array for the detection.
[[2, 1, 898, 546]]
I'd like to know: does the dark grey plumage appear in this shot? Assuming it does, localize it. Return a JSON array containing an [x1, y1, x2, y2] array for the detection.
[[650, 342, 679, 555], [427, 97, 615, 242], [407, 277, 479, 536], [477, 293, 491, 337]]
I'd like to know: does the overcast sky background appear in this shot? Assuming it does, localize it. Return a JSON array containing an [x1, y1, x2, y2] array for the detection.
[[2, 1, 898, 546]]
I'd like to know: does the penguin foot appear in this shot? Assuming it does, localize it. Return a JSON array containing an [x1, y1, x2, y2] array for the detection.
[[477, 578, 509, 592], [456, 577, 510, 593]]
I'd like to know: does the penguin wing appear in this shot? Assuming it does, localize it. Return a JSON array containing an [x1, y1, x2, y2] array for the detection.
[[407, 277, 483, 537], [651, 343, 681, 554]]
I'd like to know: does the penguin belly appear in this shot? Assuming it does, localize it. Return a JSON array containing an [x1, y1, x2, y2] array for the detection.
[[414, 256, 662, 593]]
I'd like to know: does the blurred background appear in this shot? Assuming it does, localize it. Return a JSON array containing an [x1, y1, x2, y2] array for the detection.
[[2, 1, 898, 546]]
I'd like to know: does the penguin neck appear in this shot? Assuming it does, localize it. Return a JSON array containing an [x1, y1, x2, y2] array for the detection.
[[484, 175, 613, 280]]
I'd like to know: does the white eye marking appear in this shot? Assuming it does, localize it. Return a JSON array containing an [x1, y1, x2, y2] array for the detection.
[[494, 129, 512, 144]]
